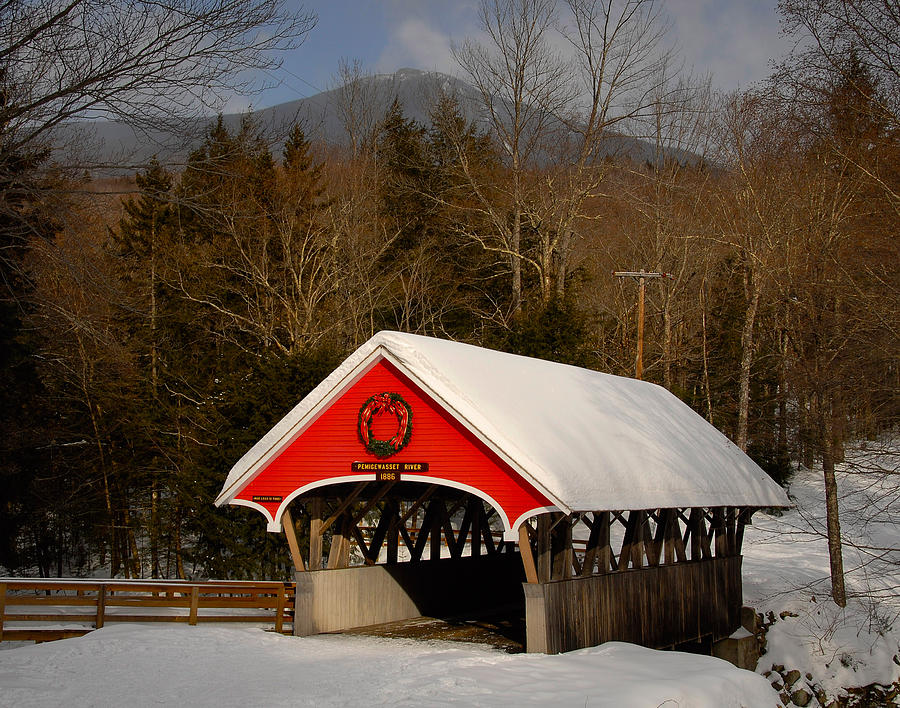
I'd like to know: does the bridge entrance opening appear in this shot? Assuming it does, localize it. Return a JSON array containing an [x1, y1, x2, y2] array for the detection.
[[285, 481, 526, 645]]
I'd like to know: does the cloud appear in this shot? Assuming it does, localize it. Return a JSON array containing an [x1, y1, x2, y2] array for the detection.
[[376, 17, 457, 74], [664, 0, 793, 89]]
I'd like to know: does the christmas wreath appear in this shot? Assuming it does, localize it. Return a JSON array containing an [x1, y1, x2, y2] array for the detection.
[[358, 392, 413, 458]]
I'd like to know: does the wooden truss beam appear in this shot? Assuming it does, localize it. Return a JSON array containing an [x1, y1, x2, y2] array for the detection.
[[291, 483, 754, 583]]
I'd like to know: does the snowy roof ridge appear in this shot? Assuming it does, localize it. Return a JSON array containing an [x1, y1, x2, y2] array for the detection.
[[217, 331, 790, 510]]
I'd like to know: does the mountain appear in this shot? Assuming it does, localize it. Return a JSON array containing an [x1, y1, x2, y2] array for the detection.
[[57, 68, 668, 170]]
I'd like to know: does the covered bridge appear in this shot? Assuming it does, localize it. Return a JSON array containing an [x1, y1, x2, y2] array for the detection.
[[216, 331, 788, 653]]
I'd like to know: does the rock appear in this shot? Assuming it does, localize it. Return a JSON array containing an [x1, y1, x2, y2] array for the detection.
[[784, 670, 802, 688], [771, 680, 784, 691], [805, 672, 813, 681], [763, 670, 772, 678], [790, 688, 812, 707], [779, 691, 791, 706], [773, 664, 785, 673]]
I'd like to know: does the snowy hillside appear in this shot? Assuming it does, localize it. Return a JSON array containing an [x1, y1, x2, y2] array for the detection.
[[56, 68, 666, 170]]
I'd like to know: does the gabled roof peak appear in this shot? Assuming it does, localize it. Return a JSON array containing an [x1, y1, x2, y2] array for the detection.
[[217, 331, 789, 514]]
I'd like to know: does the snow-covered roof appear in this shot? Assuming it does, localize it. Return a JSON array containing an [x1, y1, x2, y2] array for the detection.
[[217, 331, 788, 512]]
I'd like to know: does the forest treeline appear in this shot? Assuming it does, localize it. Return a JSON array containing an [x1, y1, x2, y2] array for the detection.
[[0, 0, 897, 587]]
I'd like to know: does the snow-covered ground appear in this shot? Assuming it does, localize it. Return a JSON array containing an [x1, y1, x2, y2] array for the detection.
[[1, 442, 897, 707], [743, 440, 900, 704], [0, 625, 775, 707]]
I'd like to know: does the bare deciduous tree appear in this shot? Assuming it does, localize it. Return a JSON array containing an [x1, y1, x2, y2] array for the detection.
[[0, 0, 316, 154], [452, 0, 570, 314], [450, 0, 674, 313]]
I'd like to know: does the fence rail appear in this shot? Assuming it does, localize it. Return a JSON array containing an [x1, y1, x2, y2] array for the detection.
[[0, 578, 294, 643]]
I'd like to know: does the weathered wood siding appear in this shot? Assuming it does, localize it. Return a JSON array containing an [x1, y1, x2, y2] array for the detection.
[[523, 556, 742, 654], [294, 553, 525, 636]]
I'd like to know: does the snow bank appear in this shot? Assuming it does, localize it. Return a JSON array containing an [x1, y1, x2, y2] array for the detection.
[[0, 625, 777, 707], [742, 441, 900, 699]]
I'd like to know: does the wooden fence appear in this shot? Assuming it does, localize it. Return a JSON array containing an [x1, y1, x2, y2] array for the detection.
[[0, 579, 294, 643]]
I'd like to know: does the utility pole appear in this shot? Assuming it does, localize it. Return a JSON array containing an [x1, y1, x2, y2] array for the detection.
[[613, 270, 673, 380]]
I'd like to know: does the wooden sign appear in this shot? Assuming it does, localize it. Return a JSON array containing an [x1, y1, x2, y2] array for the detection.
[[351, 462, 429, 473]]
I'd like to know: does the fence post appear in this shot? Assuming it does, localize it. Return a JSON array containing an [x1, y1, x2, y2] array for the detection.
[[189, 586, 199, 626], [274, 585, 285, 634], [96, 585, 106, 629], [0, 582, 6, 642]]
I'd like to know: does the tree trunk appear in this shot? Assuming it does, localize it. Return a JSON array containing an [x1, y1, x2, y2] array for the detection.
[[555, 230, 570, 298], [821, 395, 847, 607], [777, 329, 788, 457], [174, 505, 186, 579], [662, 291, 673, 390], [511, 202, 522, 314], [700, 281, 714, 423], [150, 481, 159, 578], [736, 269, 761, 452]]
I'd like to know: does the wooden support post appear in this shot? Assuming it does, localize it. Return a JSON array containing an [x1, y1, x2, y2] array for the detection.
[[725, 507, 736, 556], [632, 510, 647, 569], [384, 500, 399, 564], [688, 508, 702, 560], [309, 497, 324, 571], [283, 508, 306, 572], [660, 509, 675, 565], [619, 510, 645, 570], [581, 514, 600, 576], [671, 509, 687, 563], [96, 585, 106, 629], [481, 524, 497, 555], [598, 511, 614, 572], [453, 503, 474, 559], [618, 512, 635, 570], [411, 500, 438, 562], [349, 523, 372, 565], [518, 524, 539, 584], [397, 523, 414, 555], [274, 585, 285, 634], [699, 510, 713, 559], [367, 503, 394, 564], [713, 508, 727, 557], [536, 514, 551, 582], [430, 500, 443, 561], [327, 515, 351, 569], [470, 499, 482, 557], [439, 502, 460, 559], [551, 514, 571, 580], [0, 582, 6, 642], [189, 586, 199, 625]]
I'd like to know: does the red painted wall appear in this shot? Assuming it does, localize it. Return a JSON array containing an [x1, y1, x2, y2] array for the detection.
[[234, 358, 553, 529]]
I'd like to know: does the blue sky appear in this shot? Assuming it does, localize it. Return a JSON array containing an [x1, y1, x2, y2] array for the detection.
[[239, 0, 794, 111]]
